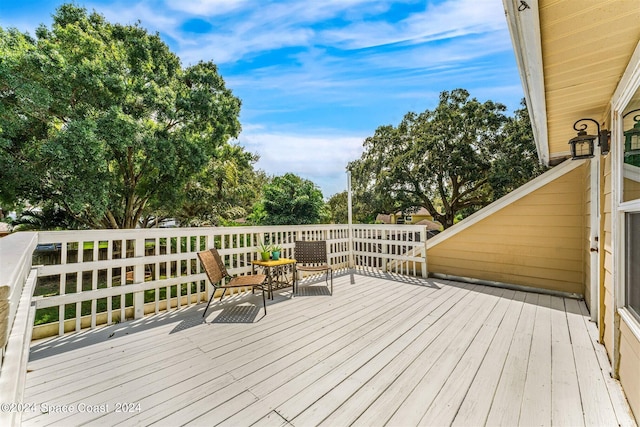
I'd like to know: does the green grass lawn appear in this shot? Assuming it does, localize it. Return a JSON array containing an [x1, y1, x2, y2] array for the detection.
[[34, 276, 203, 325]]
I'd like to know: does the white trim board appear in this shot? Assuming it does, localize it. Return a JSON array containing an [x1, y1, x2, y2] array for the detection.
[[502, 0, 549, 166], [623, 162, 640, 184], [619, 308, 640, 345], [427, 158, 588, 249]]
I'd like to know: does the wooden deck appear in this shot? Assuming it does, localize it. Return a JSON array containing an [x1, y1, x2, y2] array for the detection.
[[23, 272, 636, 426]]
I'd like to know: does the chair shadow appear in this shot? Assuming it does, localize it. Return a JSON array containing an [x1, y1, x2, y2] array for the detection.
[[295, 285, 332, 297], [210, 305, 262, 324], [169, 314, 207, 334], [348, 268, 441, 289]]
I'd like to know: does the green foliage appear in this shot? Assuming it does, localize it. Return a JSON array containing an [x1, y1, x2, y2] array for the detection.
[[326, 191, 348, 224], [9, 202, 84, 231], [489, 100, 547, 199], [174, 144, 263, 226], [256, 239, 272, 253], [326, 190, 376, 224], [250, 173, 326, 225], [271, 244, 282, 252], [349, 89, 546, 228], [0, 4, 241, 228]]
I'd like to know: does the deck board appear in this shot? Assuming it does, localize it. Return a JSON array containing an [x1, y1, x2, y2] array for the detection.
[[23, 272, 636, 426], [550, 295, 585, 427], [417, 288, 514, 426], [520, 293, 552, 426], [485, 292, 538, 426], [384, 286, 506, 426], [450, 290, 526, 427], [565, 298, 619, 426]]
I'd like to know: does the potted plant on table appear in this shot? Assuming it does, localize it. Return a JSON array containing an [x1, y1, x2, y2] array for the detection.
[[271, 245, 282, 260], [257, 240, 272, 261]]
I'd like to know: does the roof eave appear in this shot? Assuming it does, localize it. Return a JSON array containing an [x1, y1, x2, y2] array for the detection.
[[503, 0, 550, 166]]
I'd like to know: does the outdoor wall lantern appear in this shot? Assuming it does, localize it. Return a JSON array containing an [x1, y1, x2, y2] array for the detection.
[[568, 118, 599, 159], [623, 109, 640, 157]]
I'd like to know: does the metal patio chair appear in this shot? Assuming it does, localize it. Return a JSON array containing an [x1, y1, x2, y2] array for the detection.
[[198, 248, 267, 318], [294, 240, 333, 295]]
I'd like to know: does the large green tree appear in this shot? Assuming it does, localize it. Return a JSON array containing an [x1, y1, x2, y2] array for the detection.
[[175, 144, 265, 226], [0, 5, 241, 228], [349, 89, 545, 228], [250, 173, 327, 225]]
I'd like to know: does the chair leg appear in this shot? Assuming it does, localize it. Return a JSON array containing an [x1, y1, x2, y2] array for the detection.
[[262, 287, 267, 315], [325, 268, 333, 295], [219, 288, 227, 302], [291, 265, 295, 298], [202, 286, 218, 318]]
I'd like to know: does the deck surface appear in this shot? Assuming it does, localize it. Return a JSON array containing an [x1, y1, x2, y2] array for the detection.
[[23, 271, 636, 426]]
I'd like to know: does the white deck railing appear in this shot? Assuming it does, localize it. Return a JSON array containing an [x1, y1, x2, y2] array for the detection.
[[1, 224, 426, 343], [0, 232, 38, 426], [0, 223, 425, 423]]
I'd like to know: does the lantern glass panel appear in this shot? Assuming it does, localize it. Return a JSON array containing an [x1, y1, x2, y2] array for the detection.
[[627, 132, 640, 153], [568, 132, 595, 159], [574, 141, 593, 158], [623, 104, 640, 202]]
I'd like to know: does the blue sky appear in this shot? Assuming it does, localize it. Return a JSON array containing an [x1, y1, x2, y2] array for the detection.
[[0, 0, 524, 197]]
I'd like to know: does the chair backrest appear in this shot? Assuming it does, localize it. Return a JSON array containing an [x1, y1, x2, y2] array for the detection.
[[294, 240, 328, 264], [197, 248, 229, 285]]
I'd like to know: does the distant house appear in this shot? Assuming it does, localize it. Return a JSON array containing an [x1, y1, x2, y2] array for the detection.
[[0, 222, 10, 238], [0, 208, 10, 238], [376, 207, 440, 228]]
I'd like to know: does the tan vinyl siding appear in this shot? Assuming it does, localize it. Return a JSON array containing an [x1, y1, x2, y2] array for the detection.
[[428, 163, 587, 295], [624, 177, 640, 201], [602, 154, 614, 356], [619, 319, 640, 421]]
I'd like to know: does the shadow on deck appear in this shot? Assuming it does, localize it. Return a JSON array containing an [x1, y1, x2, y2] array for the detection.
[[24, 272, 635, 426]]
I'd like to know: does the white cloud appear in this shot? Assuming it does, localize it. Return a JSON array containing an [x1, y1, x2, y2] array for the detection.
[[178, 26, 315, 65], [165, 0, 249, 16], [235, 129, 366, 196], [320, 0, 506, 49], [93, 2, 178, 31], [110, 0, 418, 65], [221, 30, 514, 112]]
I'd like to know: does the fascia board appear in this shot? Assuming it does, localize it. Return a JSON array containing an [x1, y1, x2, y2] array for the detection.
[[503, 0, 550, 166]]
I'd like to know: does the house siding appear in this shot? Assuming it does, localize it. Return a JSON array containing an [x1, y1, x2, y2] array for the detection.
[[620, 319, 640, 420], [624, 176, 640, 201], [427, 163, 587, 295]]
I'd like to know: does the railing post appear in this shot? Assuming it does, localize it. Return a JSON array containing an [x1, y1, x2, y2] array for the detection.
[[133, 237, 145, 319], [206, 234, 216, 298], [347, 172, 354, 268], [382, 229, 388, 272], [421, 227, 428, 278]]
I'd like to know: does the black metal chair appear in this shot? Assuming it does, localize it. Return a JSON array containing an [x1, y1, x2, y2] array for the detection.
[[198, 248, 267, 318], [294, 240, 333, 295]]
